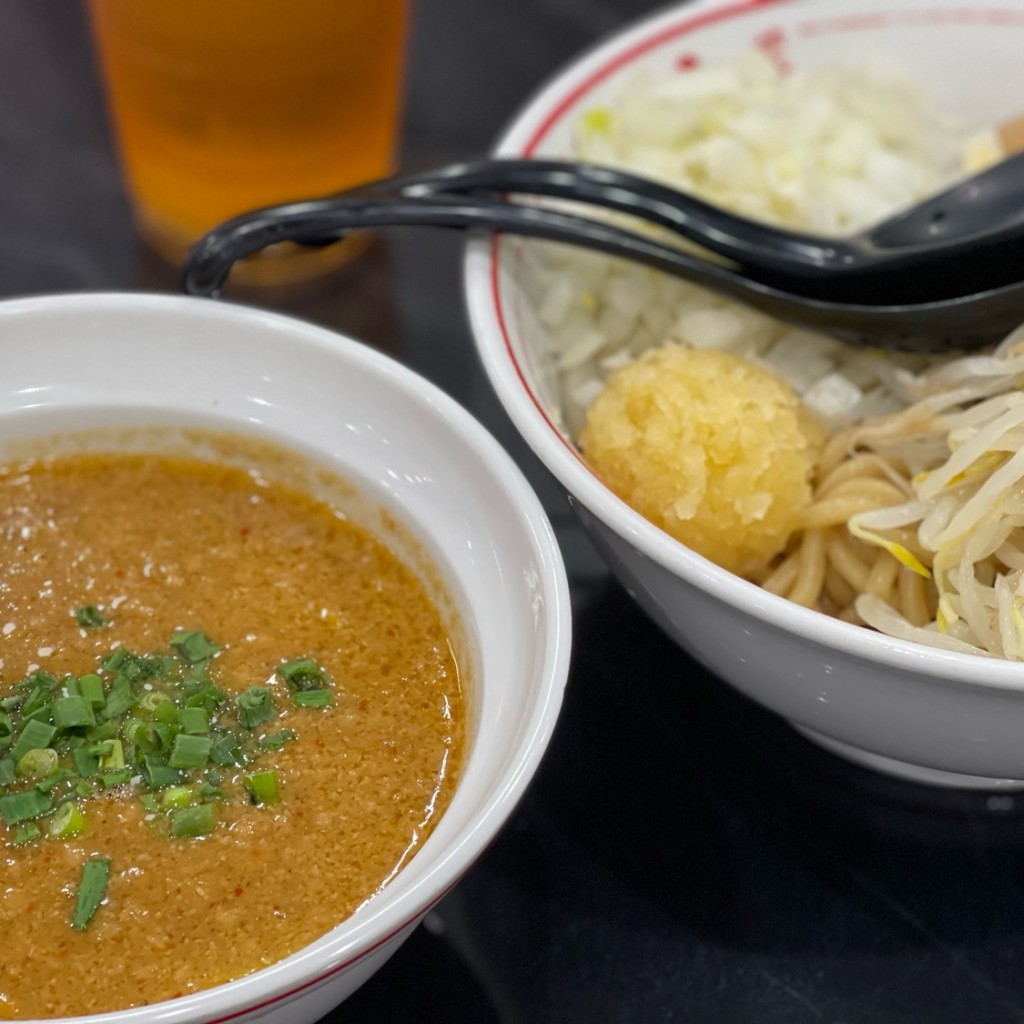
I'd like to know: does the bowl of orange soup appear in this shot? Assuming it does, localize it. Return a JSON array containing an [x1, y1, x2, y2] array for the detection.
[[0, 292, 571, 1021]]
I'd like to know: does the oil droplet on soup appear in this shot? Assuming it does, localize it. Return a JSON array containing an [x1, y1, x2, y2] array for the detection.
[[0, 447, 464, 1018]]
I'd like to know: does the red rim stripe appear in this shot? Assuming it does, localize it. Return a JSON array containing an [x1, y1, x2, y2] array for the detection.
[[521, 0, 785, 156], [200, 882, 458, 1024]]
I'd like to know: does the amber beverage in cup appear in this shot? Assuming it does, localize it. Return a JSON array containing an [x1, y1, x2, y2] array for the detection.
[[87, 0, 408, 284]]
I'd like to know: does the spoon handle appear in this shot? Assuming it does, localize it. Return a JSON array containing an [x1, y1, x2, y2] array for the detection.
[[355, 158, 844, 273], [182, 191, 771, 301], [345, 155, 1024, 299]]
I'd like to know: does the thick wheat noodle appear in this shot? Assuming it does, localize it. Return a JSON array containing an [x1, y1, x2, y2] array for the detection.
[[764, 451, 919, 612], [824, 562, 857, 610], [825, 530, 871, 592], [838, 604, 863, 624], [821, 405, 945, 475], [787, 528, 828, 607], [800, 491, 905, 529], [898, 565, 932, 626], [768, 522, 901, 614], [760, 553, 800, 595], [814, 476, 910, 507], [815, 453, 908, 497], [755, 454, 927, 616], [865, 548, 900, 598], [818, 428, 862, 477]]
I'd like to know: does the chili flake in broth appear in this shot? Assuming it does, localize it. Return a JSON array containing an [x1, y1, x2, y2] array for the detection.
[[0, 446, 464, 1019]]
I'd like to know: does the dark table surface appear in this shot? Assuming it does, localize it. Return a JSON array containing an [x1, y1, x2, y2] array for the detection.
[[7, 3, 1024, 1022]]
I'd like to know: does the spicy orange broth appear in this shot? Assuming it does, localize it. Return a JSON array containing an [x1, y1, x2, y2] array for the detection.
[[0, 447, 463, 1018]]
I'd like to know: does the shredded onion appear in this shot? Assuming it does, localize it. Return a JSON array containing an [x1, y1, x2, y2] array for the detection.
[[533, 52, 998, 435]]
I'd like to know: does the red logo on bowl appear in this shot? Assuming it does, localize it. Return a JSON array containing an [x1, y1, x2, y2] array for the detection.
[[754, 26, 790, 74]]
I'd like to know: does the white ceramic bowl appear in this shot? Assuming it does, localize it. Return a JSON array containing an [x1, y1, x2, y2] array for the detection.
[[464, 0, 1024, 789], [0, 292, 571, 1023]]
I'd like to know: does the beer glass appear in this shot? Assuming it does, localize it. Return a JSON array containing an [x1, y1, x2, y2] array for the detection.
[[88, 0, 408, 284]]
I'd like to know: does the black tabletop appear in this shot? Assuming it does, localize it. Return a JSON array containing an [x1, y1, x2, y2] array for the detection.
[[6, 3, 1024, 1023]]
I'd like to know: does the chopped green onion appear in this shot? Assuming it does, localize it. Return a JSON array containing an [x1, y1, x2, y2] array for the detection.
[[15, 747, 59, 780], [137, 691, 167, 713], [170, 631, 220, 664], [151, 699, 179, 725], [293, 689, 331, 708], [149, 722, 176, 751], [115, 652, 167, 682], [95, 739, 125, 772], [101, 678, 136, 719], [100, 769, 132, 789], [161, 785, 194, 809], [100, 648, 129, 672], [142, 755, 183, 789], [168, 733, 212, 770], [78, 674, 106, 710], [0, 788, 52, 826], [48, 801, 85, 839], [209, 733, 247, 767], [236, 686, 275, 729], [36, 768, 75, 794], [20, 672, 59, 716], [10, 720, 57, 763], [21, 706, 56, 728], [0, 629, 317, 870], [12, 822, 40, 845], [87, 719, 119, 743], [121, 717, 149, 749], [258, 729, 297, 751], [179, 706, 209, 735], [184, 682, 227, 713], [52, 695, 96, 730], [170, 802, 215, 838], [245, 770, 281, 806], [75, 605, 106, 629], [71, 857, 110, 930], [276, 658, 331, 691]]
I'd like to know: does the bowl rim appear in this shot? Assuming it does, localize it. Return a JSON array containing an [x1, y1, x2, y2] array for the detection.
[[463, 0, 1024, 693], [0, 290, 573, 1023]]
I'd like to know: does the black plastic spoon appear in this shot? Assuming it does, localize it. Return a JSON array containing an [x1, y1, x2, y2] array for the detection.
[[372, 154, 1024, 305], [181, 157, 1024, 354]]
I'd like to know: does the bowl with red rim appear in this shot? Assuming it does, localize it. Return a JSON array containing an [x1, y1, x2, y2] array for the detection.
[[0, 292, 571, 1022], [463, 0, 1024, 789]]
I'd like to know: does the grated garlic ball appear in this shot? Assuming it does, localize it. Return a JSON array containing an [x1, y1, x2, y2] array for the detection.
[[579, 343, 823, 577]]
